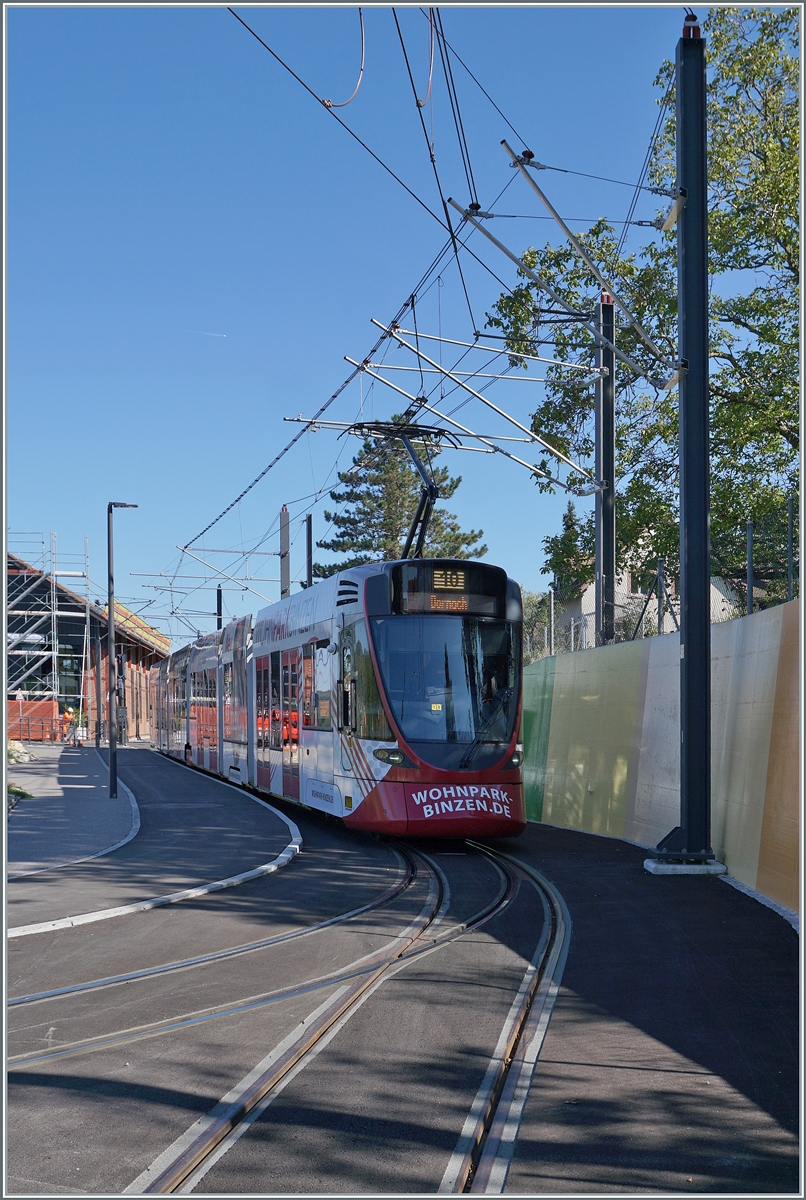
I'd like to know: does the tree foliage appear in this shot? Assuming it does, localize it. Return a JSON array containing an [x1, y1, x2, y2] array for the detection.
[[520, 588, 550, 664], [314, 423, 486, 576], [486, 8, 798, 593]]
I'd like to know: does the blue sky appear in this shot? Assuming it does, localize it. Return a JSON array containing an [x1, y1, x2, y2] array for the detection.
[[7, 4, 694, 643]]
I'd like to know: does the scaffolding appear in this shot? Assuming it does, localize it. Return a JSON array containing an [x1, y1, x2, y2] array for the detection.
[[7, 531, 90, 708], [7, 531, 167, 742]]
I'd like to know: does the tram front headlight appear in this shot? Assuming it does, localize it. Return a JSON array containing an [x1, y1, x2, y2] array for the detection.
[[508, 750, 523, 768], [374, 748, 405, 765]]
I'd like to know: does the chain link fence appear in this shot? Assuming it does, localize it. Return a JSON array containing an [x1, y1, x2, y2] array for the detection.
[[524, 496, 798, 665]]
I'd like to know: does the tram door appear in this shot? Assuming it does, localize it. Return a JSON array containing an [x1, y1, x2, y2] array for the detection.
[[282, 648, 301, 799], [339, 625, 356, 773]]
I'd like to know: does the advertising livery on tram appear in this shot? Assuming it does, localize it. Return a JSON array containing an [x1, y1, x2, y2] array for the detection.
[[150, 558, 525, 838]]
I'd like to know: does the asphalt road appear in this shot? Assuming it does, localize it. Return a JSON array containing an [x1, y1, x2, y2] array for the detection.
[[8, 749, 548, 1195], [6, 750, 798, 1195], [7, 745, 133, 878], [8, 748, 295, 930], [490, 825, 800, 1195]]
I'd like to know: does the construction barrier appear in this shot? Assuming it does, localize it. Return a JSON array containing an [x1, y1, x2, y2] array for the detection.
[[522, 599, 799, 915]]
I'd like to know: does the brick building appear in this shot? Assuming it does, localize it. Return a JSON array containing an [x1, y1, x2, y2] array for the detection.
[[7, 551, 169, 742]]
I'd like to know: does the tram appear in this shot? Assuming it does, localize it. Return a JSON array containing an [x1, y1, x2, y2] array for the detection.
[[150, 558, 525, 838]]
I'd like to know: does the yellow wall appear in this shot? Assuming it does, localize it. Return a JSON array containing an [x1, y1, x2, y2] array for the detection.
[[756, 601, 800, 912], [523, 601, 800, 914]]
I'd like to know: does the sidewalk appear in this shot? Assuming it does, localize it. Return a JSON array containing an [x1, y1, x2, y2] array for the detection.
[[7, 747, 296, 931], [493, 824, 799, 1194], [7, 745, 136, 878]]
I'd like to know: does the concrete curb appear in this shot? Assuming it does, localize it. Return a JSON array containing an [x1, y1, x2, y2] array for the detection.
[[7, 754, 303, 938], [643, 858, 728, 876], [7, 835, 302, 939], [720, 874, 800, 933]]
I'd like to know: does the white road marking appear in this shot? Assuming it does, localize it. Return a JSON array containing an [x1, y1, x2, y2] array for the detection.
[[122, 987, 348, 1194], [125, 850, 443, 1193], [472, 873, 572, 1193], [8, 753, 302, 938], [438, 864, 572, 1195]]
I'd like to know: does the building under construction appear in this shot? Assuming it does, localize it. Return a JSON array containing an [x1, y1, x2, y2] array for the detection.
[[7, 535, 169, 743]]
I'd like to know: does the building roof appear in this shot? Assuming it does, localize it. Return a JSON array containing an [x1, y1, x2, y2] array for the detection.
[[102, 601, 170, 655], [7, 552, 169, 657]]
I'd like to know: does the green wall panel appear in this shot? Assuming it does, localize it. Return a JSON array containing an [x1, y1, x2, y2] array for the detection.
[[521, 657, 556, 822]]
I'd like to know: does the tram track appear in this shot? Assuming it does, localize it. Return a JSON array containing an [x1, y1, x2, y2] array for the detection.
[[441, 845, 571, 1194], [112, 843, 519, 1196], [6, 840, 507, 1058], [129, 845, 544, 1196], [8, 830, 569, 1196], [7, 845, 429, 1067], [7, 847, 415, 1010], [135, 843, 447, 1194]]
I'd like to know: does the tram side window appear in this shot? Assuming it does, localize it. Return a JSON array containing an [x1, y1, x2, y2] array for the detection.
[[207, 667, 217, 748], [223, 651, 248, 745], [222, 662, 233, 741], [315, 640, 331, 729], [270, 651, 281, 749], [254, 658, 263, 748], [301, 646, 314, 728], [353, 620, 393, 741]]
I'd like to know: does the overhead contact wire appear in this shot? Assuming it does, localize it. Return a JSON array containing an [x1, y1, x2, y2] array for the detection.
[[228, 1, 510, 300], [181, 10, 515, 554], [615, 73, 674, 261], [228, 7, 443, 228], [180, 227, 458, 551], [418, 7, 530, 149], [416, 8, 435, 108], [392, 8, 476, 332], [433, 9, 478, 209]]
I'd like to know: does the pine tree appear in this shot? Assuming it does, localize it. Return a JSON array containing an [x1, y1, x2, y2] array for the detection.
[[314, 427, 486, 576]]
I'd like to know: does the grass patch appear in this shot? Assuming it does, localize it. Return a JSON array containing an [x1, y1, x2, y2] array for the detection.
[[8, 785, 34, 800], [7, 784, 33, 813]]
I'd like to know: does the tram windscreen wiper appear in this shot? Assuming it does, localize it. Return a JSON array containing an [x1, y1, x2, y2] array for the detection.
[[459, 687, 513, 769]]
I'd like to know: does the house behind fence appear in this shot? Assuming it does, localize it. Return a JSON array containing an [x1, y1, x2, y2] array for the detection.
[[523, 496, 799, 663]]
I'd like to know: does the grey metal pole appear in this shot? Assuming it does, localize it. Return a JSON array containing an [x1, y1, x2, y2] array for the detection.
[[280, 505, 290, 598], [746, 520, 754, 615], [657, 558, 664, 635], [107, 505, 117, 797], [595, 294, 616, 645], [107, 502, 137, 799], [787, 496, 793, 601], [306, 514, 313, 589], [216, 584, 223, 631], [656, 14, 713, 862], [549, 588, 555, 656]]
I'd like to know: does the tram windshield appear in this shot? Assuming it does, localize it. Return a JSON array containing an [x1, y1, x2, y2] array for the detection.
[[370, 616, 521, 770]]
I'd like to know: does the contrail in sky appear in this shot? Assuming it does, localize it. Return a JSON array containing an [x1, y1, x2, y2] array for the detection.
[[181, 329, 227, 338]]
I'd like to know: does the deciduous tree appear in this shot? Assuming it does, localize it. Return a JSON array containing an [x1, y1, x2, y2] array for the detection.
[[486, 7, 798, 598]]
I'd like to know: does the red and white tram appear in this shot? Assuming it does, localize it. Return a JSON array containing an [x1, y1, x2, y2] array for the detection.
[[150, 559, 525, 838]]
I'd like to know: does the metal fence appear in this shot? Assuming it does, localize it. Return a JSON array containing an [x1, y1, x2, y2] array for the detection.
[[740, 498, 798, 614], [523, 577, 685, 664], [8, 718, 76, 743], [524, 497, 798, 664], [7, 718, 93, 743], [7, 719, 125, 745]]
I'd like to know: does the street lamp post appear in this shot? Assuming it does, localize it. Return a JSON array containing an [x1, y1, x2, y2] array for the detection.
[[108, 501, 138, 799]]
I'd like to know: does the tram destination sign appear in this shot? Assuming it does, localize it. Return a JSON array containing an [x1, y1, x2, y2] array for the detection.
[[391, 562, 506, 617]]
